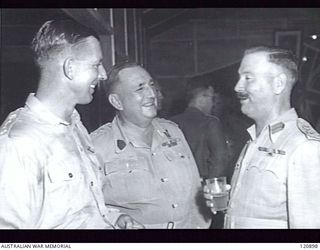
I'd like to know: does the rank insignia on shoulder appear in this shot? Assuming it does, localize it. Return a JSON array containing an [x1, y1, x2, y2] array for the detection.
[[258, 146, 286, 156], [162, 138, 181, 148], [164, 129, 172, 139], [297, 118, 320, 141]]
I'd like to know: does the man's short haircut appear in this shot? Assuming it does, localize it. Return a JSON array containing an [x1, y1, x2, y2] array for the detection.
[[244, 45, 299, 85], [104, 61, 140, 95], [31, 19, 99, 67], [186, 77, 215, 104]]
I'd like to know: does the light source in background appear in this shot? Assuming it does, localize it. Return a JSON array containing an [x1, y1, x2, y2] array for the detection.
[[302, 56, 308, 62], [311, 34, 318, 40]]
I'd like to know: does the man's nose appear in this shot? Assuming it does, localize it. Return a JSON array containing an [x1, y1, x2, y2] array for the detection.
[[234, 79, 243, 93], [146, 84, 156, 98], [99, 65, 108, 81]]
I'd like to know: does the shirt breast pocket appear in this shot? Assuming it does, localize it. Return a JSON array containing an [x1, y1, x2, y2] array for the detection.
[[162, 143, 189, 162], [47, 157, 79, 183], [103, 157, 154, 203]]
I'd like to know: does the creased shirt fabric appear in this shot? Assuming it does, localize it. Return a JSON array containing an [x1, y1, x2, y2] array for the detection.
[[171, 107, 229, 179], [91, 116, 210, 229], [0, 94, 121, 229], [225, 109, 320, 229]]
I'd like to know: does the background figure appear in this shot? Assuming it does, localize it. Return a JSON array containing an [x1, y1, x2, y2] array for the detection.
[[91, 62, 210, 229], [171, 81, 229, 180], [205, 46, 320, 228], [170, 80, 229, 229], [0, 19, 142, 229], [210, 91, 251, 183], [154, 79, 167, 118]]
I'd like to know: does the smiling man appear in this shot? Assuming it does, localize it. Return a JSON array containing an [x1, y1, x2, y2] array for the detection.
[[91, 62, 210, 229], [0, 19, 143, 229], [204, 46, 320, 228]]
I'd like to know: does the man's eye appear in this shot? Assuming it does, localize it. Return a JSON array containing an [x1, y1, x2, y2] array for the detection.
[[245, 76, 253, 80]]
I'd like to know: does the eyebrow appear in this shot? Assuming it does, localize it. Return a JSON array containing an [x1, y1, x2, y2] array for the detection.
[[137, 79, 154, 87]]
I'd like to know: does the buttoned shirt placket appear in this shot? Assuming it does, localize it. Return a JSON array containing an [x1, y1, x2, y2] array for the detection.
[[68, 120, 114, 228]]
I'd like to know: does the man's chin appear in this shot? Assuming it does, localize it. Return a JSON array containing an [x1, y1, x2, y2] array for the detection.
[[143, 110, 157, 119]]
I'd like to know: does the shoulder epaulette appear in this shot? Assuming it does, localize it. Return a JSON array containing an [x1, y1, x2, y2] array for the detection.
[[0, 108, 23, 136], [90, 122, 112, 138], [156, 118, 178, 126], [297, 118, 320, 141]]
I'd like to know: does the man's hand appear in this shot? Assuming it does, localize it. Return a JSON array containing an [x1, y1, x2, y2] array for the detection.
[[203, 184, 231, 214], [116, 215, 145, 229]]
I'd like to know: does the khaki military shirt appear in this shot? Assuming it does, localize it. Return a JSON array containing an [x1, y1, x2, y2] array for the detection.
[[0, 94, 121, 229], [225, 109, 320, 228], [91, 116, 210, 229]]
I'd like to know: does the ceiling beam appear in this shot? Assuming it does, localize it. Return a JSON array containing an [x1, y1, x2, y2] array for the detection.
[[62, 8, 113, 35]]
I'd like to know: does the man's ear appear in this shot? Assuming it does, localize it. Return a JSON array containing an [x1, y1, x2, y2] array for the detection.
[[63, 58, 74, 80], [273, 73, 287, 95], [109, 93, 123, 110]]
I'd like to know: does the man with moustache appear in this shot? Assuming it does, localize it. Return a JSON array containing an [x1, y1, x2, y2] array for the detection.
[[91, 62, 210, 229], [0, 19, 143, 229], [204, 46, 320, 228]]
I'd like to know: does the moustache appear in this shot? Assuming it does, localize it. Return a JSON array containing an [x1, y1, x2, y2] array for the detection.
[[236, 92, 249, 100]]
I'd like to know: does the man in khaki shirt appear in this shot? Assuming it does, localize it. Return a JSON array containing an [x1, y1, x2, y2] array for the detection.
[[0, 19, 142, 229], [205, 46, 320, 228], [91, 62, 210, 229]]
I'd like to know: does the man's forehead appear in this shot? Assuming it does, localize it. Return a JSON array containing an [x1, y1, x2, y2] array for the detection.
[[71, 36, 102, 58], [239, 52, 271, 72], [119, 66, 151, 81]]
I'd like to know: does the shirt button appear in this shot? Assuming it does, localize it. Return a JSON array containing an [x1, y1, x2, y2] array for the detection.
[[172, 204, 178, 208], [152, 152, 156, 156], [68, 173, 73, 178], [161, 178, 168, 182], [90, 181, 94, 186]]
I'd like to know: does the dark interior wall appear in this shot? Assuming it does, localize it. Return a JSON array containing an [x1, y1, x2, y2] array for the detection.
[[0, 9, 71, 124], [146, 8, 320, 118], [2, 8, 320, 130]]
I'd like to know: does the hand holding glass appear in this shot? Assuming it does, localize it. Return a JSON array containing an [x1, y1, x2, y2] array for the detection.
[[204, 177, 230, 213]]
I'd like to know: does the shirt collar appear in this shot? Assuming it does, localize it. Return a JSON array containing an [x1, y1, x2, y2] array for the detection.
[[247, 108, 298, 143], [111, 115, 170, 153], [25, 93, 80, 126]]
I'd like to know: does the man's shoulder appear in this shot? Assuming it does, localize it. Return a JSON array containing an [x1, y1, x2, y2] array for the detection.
[[205, 114, 221, 122], [90, 122, 113, 141], [0, 108, 35, 138], [155, 117, 179, 128], [296, 118, 320, 142]]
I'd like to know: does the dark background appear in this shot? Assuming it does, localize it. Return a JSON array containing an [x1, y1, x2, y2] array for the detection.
[[1, 8, 320, 132]]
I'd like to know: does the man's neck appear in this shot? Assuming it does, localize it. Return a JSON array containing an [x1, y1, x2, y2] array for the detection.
[[188, 104, 206, 115], [254, 104, 291, 137], [35, 86, 75, 123], [119, 115, 154, 147]]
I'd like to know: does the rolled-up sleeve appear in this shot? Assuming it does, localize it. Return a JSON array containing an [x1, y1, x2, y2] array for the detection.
[[287, 141, 320, 228]]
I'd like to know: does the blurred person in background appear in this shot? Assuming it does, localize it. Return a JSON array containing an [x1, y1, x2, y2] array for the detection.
[[171, 80, 229, 228]]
